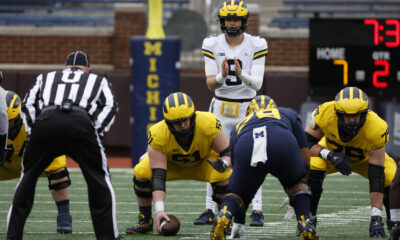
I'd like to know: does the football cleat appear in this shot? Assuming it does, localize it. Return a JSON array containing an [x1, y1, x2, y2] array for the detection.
[[126, 214, 153, 235], [250, 210, 264, 226], [297, 215, 319, 240], [297, 215, 317, 236], [194, 208, 215, 225], [211, 207, 232, 240], [389, 222, 400, 240], [57, 214, 72, 234], [228, 222, 245, 239]]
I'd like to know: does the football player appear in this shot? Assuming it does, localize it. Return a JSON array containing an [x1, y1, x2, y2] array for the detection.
[[211, 95, 318, 240], [125, 92, 232, 235], [389, 163, 400, 240], [0, 90, 72, 234], [199, 0, 268, 227], [306, 87, 396, 238]]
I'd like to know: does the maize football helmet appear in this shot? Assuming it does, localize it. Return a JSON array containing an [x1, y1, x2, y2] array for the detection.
[[163, 92, 196, 138], [5, 90, 23, 139], [218, 0, 249, 37], [247, 95, 277, 115], [334, 86, 369, 142]]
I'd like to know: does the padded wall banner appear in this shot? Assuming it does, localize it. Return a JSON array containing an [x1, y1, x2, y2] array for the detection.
[[131, 36, 180, 166]]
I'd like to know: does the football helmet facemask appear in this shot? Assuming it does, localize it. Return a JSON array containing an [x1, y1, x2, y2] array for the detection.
[[5, 90, 23, 139], [247, 95, 277, 116], [218, 0, 249, 37], [163, 92, 196, 139], [334, 86, 369, 142]]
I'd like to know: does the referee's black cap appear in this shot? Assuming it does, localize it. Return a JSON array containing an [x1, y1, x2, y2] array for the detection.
[[65, 50, 90, 67]]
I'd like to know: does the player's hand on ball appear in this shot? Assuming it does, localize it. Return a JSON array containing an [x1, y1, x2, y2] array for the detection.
[[160, 215, 180, 236]]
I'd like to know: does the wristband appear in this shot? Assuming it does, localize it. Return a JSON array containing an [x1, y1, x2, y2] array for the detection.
[[319, 148, 331, 160], [371, 206, 382, 216], [239, 72, 251, 85], [155, 201, 164, 213], [215, 72, 226, 84]]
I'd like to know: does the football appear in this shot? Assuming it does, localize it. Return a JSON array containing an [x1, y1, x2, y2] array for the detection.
[[160, 215, 180, 236]]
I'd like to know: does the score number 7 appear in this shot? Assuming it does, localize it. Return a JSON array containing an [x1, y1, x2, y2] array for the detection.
[[334, 59, 348, 86]]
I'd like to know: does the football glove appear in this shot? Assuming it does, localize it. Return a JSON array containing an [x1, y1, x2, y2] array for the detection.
[[280, 197, 295, 221], [326, 151, 352, 176], [369, 216, 386, 238], [207, 158, 229, 173]]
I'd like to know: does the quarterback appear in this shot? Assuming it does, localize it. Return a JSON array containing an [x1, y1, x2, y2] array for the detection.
[[306, 87, 396, 238], [198, 0, 268, 227], [0, 90, 72, 233], [126, 92, 232, 235]]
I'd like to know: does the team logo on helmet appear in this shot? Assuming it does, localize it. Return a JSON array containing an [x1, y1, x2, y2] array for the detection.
[[5, 90, 23, 139], [334, 87, 369, 142], [218, 0, 249, 37], [247, 95, 277, 115], [163, 92, 196, 139]]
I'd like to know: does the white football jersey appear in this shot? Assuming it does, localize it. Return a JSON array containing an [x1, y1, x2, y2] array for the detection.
[[202, 32, 268, 99]]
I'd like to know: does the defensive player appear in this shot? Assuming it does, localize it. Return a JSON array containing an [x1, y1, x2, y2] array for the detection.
[[1, 90, 72, 233], [198, 0, 268, 227], [210, 95, 317, 240], [306, 86, 396, 238], [125, 92, 232, 235]]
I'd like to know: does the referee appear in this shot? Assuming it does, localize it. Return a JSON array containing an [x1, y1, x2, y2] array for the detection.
[[6, 51, 120, 240]]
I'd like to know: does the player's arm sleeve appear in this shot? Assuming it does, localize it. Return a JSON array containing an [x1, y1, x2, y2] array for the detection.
[[21, 74, 43, 135], [202, 38, 218, 76], [239, 58, 265, 91], [93, 77, 119, 136], [0, 86, 8, 135], [239, 39, 268, 91], [204, 55, 218, 76]]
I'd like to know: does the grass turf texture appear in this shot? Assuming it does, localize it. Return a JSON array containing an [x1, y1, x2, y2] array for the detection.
[[0, 169, 382, 239]]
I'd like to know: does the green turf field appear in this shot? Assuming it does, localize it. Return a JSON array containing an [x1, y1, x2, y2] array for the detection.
[[0, 169, 386, 239]]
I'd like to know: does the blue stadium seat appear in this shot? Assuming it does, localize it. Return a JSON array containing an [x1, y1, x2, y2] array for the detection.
[[381, 102, 400, 161], [271, 0, 400, 29], [299, 100, 320, 130]]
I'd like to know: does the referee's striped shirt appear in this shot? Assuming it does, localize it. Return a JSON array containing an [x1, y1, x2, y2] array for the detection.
[[21, 68, 118, 135]]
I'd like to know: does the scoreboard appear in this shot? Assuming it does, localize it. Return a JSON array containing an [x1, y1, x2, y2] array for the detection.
[[309, 18, 400, 96]]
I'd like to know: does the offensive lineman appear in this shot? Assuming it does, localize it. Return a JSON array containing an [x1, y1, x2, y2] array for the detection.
[[198, 0, 268, 228], [211, 95, 318, 240], [306, 87, 397, 238], [1, 90, 72, 233], [126, 92, 232, 235]]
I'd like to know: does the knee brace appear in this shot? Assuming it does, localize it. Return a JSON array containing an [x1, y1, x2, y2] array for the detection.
[[133, 176, 152, 198], [47, 168, 71, 190], [211, 183, 228, 204]]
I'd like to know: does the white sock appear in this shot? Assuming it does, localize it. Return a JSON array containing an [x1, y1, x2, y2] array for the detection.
[[252, 186, 263, 211], [206, 182, 217, 213], [391, 209, 400, 222]]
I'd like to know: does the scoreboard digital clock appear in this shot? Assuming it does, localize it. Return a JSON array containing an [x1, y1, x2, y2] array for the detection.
[[309, 18, 400, 96]]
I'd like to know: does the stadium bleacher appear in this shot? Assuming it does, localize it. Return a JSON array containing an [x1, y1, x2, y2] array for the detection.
[[270, 0, 400, 28], [0, 0, 189, 27]]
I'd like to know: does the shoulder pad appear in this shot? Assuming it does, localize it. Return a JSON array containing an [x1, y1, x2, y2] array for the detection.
[[249, 34, 268, 49], [364, 112, 389, 146], [202, 35, 218, 49]]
